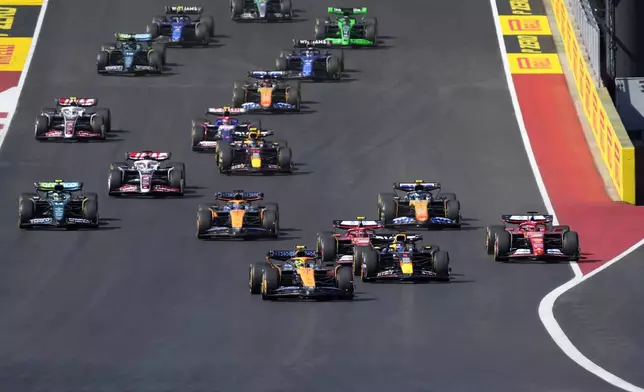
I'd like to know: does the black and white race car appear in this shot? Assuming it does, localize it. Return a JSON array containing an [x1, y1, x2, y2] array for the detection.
[[34, 97, 111, 141], [108, 151, 185, 197]]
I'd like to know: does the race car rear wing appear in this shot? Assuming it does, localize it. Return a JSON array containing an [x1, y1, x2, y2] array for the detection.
[[57, 97, 97, 107], [232, 130, 274, 138], [115, 33, 153, 42], [206, 107, 247, 116], [501, 213, 553, 224], [327, 7, 367, 15], [394, 181, 441, 192], [215, 191, 264, 202], [267, 249, 319, 260], [35, 181, 83, 192], [248, 70, 288, 79], [292, 39, 332, 48], [125, 151, 171, 161], [332, 217, 383, 230], [372, 233, 423, 243], [164, 5, 203, 14]]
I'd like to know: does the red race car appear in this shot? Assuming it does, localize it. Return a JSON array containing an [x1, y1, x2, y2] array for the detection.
[[485, 212, 579, 262], [317, 217, 392, 276]]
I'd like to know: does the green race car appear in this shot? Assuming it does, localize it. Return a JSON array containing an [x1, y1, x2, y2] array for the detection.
[[314, 7, 378, 47]]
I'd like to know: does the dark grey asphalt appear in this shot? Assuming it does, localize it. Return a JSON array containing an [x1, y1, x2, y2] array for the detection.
[[555, 245, 644, 389], [0, 0, 617, 391]]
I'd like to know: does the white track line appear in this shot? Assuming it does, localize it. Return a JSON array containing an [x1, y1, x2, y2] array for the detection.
[[488, 0, 644, 390], [0, 0, 50, 151]]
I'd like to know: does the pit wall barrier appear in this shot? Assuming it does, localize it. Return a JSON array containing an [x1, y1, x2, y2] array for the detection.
[[550, 0, 636, 204]]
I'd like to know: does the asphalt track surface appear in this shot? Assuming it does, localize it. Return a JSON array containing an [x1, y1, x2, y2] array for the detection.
[[0, 0, 621, 391], [555, 246, 644, 388]]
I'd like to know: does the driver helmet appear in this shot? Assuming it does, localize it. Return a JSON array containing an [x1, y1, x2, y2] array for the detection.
[[261, 78, 272, 87], [389, 243, 404, 253], [221, 116, 231, 125]]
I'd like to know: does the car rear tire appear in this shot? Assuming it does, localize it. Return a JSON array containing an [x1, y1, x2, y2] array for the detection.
[[83, 198, 99, 226], [230, 0, 244, 19], [201, 15, 215, 36], [280, 0, 292, 15], [353, 245, 370, 276], [314, 22, 326, 39], [149, 51, 163, 72], [191, 120, 205, 150], [326, 56, 341, 79], [316, 231, 337, 261], [232, 87, 245, 108], [218, 143, 234, 172], [433, 250, 450, 280], [286, 87, 300, 110], [485, 225, 506, 254], [146, 23, 160, 38], [445, 199, 460, 222], [96, 108, 112, 132], [90, 115, 106, 139], [249, 262, 268, 294], [18, 193, 36, 229], [195, 23, 209, 45], [261, 267, 280, 300], [494, 231, 512, 262]]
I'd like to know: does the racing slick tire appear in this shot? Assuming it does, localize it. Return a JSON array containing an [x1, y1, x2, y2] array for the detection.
[[361, 248, 379, 282], [440, 192, 460, 208], [96, 51, 109, 73], [151, 43, 167, 65], [316, 231, 337, 262], [82, 197, 99, 227], [230, 0, 244, 19], [152, 15, 165, 24], [364, 17, 378, 43], [191, 119, 206, 150], [445, 200, 460, 222], [263, 202, 279, 218], [262, 209, 279, 237], [249, 262, 269, 294], [377, 193, 396, 224], [314, 21, 327, 40], [90, 115, 106, 140], [494, 231, 512, 262], [146, 23, 160, 38], [326, 56, 341, 79], [277, 147, 292, 172], [101, 43, 115, 51], [201, 15, 215, 37], [169, 163, 185, 195], [335, 267, 354, 295], [485, 225, 506, 255], [195, 23, 210, 45], [18, 193, 36, 229], [218, 144, 234, 173], [108, 169, 123, 197], [280, 0, 292, 15], [285, 86, 301, 111], [275, 57, 289, 71], [232, 86, 245, 108], [562, 231, 580, 260], [96, 108, 112, 132], [338, 49, 345, 72], [149, 51, 163, 73], [261, 267, 280, 300], [109, 161, 127, 171], [353, 245, 371, 276], [196, 205, 212, 239], [34, 115, 49, 140], [433, 250, 450, 281]]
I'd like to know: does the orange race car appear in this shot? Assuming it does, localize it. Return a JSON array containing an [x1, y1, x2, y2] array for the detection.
[[232, 71, 301, 112], [377, 180, 461, 229], [196, 190, 279, 239]]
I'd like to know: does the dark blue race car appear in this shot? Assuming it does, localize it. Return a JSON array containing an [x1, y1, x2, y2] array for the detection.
[[146, 5, 215, 46], [276, 39, 345, 80]]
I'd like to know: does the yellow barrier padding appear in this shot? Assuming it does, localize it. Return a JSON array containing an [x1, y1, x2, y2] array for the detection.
[[499, 15, 552, 35], [507, 53, 563, 74], [551, 0, 635, 203], [0, 1, 42, 5], [0, 37, 31, 71]]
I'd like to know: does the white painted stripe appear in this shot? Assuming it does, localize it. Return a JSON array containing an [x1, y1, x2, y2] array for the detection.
[[488, 0, 644, 389], [0, 0, 50, 151]]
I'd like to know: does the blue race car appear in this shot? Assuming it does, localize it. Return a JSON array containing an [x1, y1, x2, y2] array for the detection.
[[18, 181, 99, 230], [276, 39, 345, 80], [146, 5, 214, 46], [97, 33, 164, 75], [191, 107, 263, 152]]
